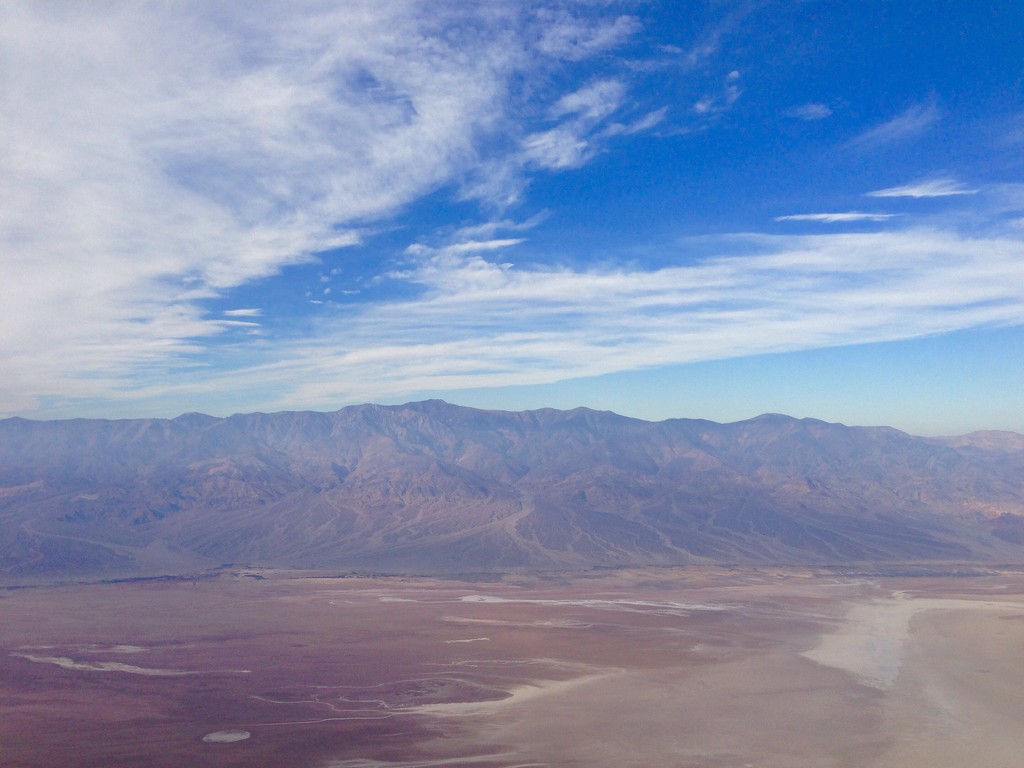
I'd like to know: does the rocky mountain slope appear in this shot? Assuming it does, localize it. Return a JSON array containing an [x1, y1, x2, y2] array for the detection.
[[2, 400, 1023, 578]]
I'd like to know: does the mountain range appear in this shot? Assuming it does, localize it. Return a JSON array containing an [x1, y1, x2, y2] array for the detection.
[[2, 400, 1024, 579]]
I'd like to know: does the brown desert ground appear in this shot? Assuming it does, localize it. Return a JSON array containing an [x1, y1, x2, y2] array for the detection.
[[2, 566, 1024, 767]]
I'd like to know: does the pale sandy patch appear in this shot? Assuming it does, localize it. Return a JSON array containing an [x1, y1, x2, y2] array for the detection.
[[405, 670, 616, 716], [327, 753, 532, 767], [800, 592, 916, 687], [800, 592, 1024, 689], [12, 652, 251, 676], [437, 651, 883, 767], [12, 653, 197, 676], [871, 600, 1024, 767], [108, 644, 148, 654], [76, 644, 148, 654], [202, 729, 251, 743], [443, 616, 591, 629], [457, 594, 725, 614]]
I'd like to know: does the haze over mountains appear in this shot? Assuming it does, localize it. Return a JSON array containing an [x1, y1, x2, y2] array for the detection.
[[2, 400, 1023, 579]]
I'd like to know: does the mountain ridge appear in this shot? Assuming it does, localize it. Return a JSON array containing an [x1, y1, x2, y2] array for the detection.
[[2, 401, 1023, 579]]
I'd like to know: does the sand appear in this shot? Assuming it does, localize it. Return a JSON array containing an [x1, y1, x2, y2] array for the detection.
[[801, 591, 1024, 688], [871, 596, 1024, 767], [407, 669, 618, 717], [202, 729, 251, 743], [3, 569, 1024, 767], [11, 652, 198, 676], [402, 580, 1024, 767]]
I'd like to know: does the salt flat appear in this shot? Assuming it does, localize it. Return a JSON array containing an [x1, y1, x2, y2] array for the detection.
[[872, 596, 1024, 767], [802, 591, 1024, 689], [1, 567, 1023, 767]]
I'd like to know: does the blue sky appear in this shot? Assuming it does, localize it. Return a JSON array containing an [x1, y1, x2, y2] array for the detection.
[[2, 1, 1023, 435]]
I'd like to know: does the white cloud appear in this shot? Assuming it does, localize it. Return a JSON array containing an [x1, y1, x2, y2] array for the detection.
[[849, 101, 940, 148], [522, 127, 593, 170], [867, 178, 979, 198], [524, 77, 634, 169], [691, 71, 742, 117], [603, 107, 669, 137], [139, 227, 1024, 414], [523, 78, 629, 171], [219, 320, 261, 328], [535, 12, 641, 61], [665, 4, 756, 70], [551, 79, 626, 121], [451, 213, 550, 242], [0, 2, 639, 415], [463, 77, 638, 200], [775, 212, 899, 223], [785, 103, 832, 120], [4, 5, 1019, 420], [445, 239, 525, 255]]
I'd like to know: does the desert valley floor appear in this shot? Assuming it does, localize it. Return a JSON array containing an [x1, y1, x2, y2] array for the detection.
[[2, 567, 1024, 767]]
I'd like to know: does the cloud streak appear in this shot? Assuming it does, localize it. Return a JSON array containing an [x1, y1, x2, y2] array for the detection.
[[0, 2, 639, 415], [785, 103, 832, 121], [137, 227, 1024, 414], [848, 101, 940, 149], [775, 213, 899, 223], [867, 178, 979, 198], [2, 4, 1022, 421]]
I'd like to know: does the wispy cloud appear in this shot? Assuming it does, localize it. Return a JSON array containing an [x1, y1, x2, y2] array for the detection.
[[0, 2, 639, 415], [867, 177, 979, 198], [123, 227, 1024, 414], [450, 214, 551, 242], [406, 238, 525, 258], [535, 11, 641, 61], [603, 107, 669, 137], [461, 74, 647, 202], [775, 212, 899, 223], [4, 4, 1021, 420], [849, 101, 941, 149], [663, 3, 757, 70], [785, 103, 832, 121], [551, 79, 627, 122], [521, 128, 592, 170], [692, 71, 742, 116], [523, 79, 629, 170]]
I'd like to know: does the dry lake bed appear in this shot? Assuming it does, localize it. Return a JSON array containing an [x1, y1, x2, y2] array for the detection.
[[2, 566, 1024, 767]]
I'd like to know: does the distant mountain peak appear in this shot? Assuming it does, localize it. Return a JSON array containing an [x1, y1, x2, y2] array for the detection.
[[1, 403, 1022, 580]]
